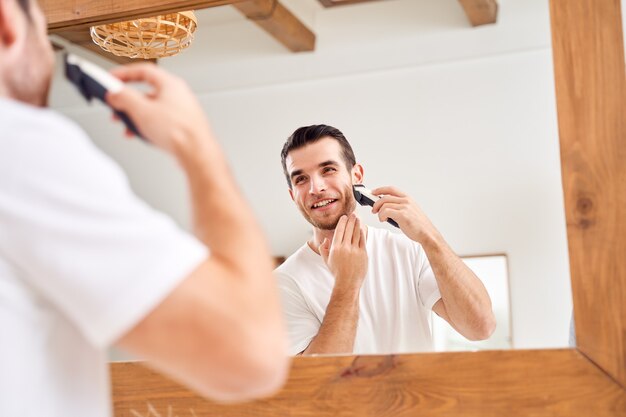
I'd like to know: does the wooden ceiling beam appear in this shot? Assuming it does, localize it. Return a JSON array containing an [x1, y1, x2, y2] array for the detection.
[[42, 0, 233, 64], [458, 0, 498, 26], [40, 0, 234, 32], [318, 0, 383, 7], [232, 0, 315, 52], [42, 0, 315, 63]]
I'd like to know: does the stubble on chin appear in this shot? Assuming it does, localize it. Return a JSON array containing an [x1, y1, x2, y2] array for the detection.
[[300, 196, 357, 231], [312, 216, 341, 231]]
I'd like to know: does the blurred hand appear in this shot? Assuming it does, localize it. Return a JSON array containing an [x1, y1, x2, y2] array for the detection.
[[319, 214, 368, 292], [106, 63, 211, 157], [371, 186, 437, 244]]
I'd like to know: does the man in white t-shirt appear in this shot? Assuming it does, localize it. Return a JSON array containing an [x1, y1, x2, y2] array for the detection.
[[276, 124, 496, 355], [0, 0, 288, 415]]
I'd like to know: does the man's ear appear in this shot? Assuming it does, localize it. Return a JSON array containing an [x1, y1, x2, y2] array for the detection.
[[288, 187, 295, 202], [351, 163, 364, 184], [0, 0, 20, 47]]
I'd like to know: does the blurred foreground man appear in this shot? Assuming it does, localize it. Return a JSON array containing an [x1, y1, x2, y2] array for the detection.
[[0, 0, 288, 415]]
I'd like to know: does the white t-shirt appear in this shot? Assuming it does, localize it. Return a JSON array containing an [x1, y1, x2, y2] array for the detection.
[[0, 98, 207, 417], [276, 226, 441, 355]]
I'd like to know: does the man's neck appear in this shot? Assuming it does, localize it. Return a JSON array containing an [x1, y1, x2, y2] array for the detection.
[[0, 81, 8, 100], [307, 222, 368, 255], [308, 229, 335, 254], [0, 89, 46, 107], [0, 71, 49, 107]]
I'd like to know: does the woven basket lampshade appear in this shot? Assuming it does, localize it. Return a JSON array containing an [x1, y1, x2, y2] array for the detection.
[[90, 11, 197, 59]]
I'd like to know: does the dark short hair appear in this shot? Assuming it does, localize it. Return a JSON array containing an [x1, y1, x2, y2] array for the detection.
[[18, 0, 30, 15], [281, 124, 356, 189]]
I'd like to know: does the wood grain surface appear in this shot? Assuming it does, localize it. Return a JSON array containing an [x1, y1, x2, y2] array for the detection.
[[112, 350, 626, 416], [549, 0, 626, 388], [457, 0, 498, 26], [232, 0, 315, 52], [41, 0, 234, 31]]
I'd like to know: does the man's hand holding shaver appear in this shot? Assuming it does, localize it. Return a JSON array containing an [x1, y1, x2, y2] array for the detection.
[[371, 186, 439, 245]]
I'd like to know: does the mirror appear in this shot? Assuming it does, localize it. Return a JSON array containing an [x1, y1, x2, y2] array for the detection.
[[48, 0, 573, 356], [432, 254, 511, 351]]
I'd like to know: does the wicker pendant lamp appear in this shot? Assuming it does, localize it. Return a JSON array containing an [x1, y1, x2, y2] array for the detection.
[[90, 11, 197, 59]]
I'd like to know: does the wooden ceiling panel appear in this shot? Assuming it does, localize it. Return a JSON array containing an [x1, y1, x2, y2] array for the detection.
[[233, 0, 315, 52], [458, 0, 498, 26], [318, 0, 384, 7], [42, 0, 315, 63], [318, 0, 499, 27], [41, 0, 233, 31]]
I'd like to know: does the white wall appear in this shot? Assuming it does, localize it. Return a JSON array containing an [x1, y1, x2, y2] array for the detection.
[[49, 0, 572, 349]]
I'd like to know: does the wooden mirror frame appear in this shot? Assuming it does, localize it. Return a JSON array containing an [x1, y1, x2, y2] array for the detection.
[[107, 0, 626, 415]]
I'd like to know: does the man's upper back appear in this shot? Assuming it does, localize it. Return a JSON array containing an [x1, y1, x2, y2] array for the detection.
[[0, 98, 206, 416], [0, 98, 119, 416]]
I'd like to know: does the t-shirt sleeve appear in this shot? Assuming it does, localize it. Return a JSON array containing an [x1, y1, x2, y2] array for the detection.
[[414, 243, 441, 310], [275, 271, 320, 355], [0, 115, 207, 348]]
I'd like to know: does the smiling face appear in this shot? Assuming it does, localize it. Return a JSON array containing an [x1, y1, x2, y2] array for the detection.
[[286, 137, 363, 230]]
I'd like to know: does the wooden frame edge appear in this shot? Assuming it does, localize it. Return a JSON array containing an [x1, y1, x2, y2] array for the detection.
[[111, 349, 625, 416]]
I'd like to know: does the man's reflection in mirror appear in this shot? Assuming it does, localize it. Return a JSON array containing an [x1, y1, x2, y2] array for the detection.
[[276, 125, 496, 355]]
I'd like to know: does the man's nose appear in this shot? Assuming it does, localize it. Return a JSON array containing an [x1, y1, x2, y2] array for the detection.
[[309, 176, 326, 194]]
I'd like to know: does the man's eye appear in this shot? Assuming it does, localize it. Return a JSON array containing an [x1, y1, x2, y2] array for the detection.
[[295, 177, 305, 184], [323, 167, 336, 173]]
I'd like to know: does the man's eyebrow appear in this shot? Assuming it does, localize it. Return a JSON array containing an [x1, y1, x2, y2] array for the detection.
[[319, 160, 339, 168], [290, 169, 304, 179], [289, 160, 340, 179]]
